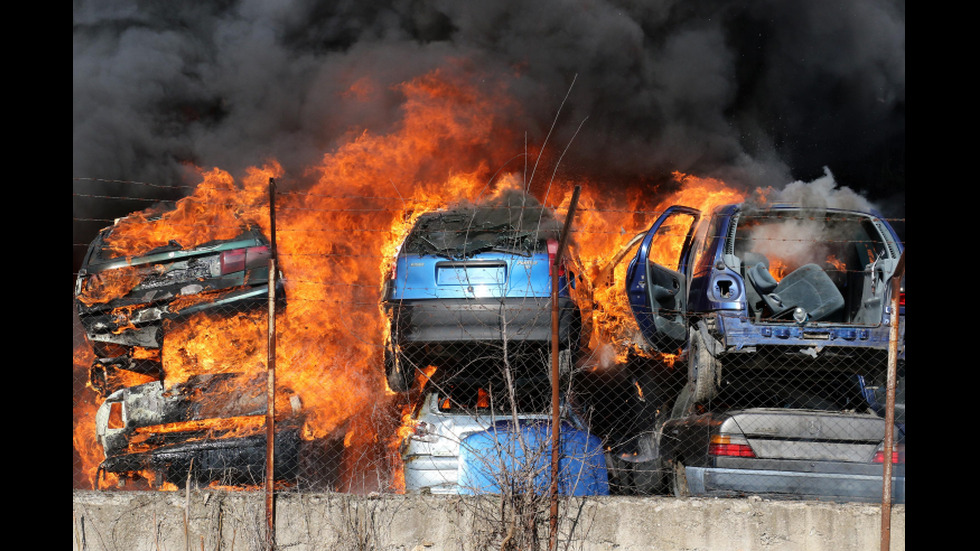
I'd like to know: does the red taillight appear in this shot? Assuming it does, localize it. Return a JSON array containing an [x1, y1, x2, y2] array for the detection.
[[708, 435, 755, 458], [107, 401, 125, 430], [546, 239, 566, 278], [220, 248, 247, 274], [220, 245, 270, 275], [873, 445, 905, 464]]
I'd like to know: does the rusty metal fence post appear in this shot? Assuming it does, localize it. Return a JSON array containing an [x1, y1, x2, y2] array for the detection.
[[266, 178, 279, 551], [550, 186, 580, 551], [880, 251, 904, 551]]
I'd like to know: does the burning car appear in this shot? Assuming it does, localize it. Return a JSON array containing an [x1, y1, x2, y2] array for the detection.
[[623, 202, 904, 403], [631, 367, 905, 502], [95, 372, 306, 488], [382, 195, 590, 392], [75, 221, 284, 397], [400, 375, 608, 495]]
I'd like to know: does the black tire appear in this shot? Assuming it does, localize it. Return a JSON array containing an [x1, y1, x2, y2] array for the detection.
[[688, 326, 720, 403], [384, 347, 412, 393], [547, 347, 573, 387], [671, 381, 698, 419], [632, 431, 665, 495], [559, 347, 572, 379], [89, 363, 126, 398], [604, 452, 634, 495], [670, 458, 691, 497]]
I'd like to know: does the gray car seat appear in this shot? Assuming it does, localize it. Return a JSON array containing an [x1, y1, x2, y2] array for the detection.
[[742, 252, 774, 315], [743, 253, 844, 321]]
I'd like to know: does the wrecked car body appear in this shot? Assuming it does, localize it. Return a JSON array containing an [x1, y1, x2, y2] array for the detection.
[[634, 368, 905, 503], [382, 196, 590, 392], [624, 203, 905, 403], [75, 221, 283, 397], [400, 376, 608, 495], [95, 372, 305, 487]]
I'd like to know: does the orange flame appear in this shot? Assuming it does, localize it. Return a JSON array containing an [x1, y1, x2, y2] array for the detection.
[[581, 172, 744, 364], [75, 66, 754, 491]]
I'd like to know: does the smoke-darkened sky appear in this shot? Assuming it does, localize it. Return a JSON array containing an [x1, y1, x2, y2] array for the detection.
[[74, 0, 904, 239]]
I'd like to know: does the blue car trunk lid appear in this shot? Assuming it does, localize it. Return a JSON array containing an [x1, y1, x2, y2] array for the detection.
[[436, 261, 507, 287]]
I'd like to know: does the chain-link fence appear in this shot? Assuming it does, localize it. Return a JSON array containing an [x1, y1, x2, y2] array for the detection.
[[73, 175, 904, 511]]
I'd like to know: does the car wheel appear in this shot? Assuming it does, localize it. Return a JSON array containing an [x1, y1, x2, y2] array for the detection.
[[384, 346, 412, 393], [89, 363, 126, 398], [632, 432, 665, 494], [547, 347, 573, 386], [670, 458, 691, 497], [89, 364, 109, 397], [605, 452, 634, 495], [688, 326, 719, 403], [671, 380, 698, 419], [559, 347, 572, 378]]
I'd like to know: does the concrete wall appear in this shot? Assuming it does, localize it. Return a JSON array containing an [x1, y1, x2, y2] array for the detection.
[[72, 490, 904, 551]]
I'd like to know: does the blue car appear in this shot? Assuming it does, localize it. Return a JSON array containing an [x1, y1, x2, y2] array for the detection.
[[382, 199, 589, 392], [625, 202, 905, 404]]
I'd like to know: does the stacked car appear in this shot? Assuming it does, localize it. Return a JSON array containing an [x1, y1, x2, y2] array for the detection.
[[400, 374, 608, 496], [79, 194, 905, 501], [381, 197, 590, 392], [95, 372, 305, 487], [76, 222, 284, 397], [76, 217, 298, 488], [611, 202, 905, 501]]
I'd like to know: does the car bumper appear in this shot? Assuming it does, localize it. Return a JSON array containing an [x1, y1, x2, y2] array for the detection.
[[684, 465, 905, 503], [387, 297, 579, 345], [79, 281, 283, 348], [716, 312, 904, 360], [403, 455, 460, 494]]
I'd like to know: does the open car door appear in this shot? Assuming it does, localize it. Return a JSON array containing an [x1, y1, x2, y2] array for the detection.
[[625, 206, 700, 354]]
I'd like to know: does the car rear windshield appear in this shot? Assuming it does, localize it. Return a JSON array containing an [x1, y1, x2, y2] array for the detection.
[[732, 209, 890, 278], [404, 202, 562, 259], [87, 226, 265, 264], [434, 379, 551, 414]]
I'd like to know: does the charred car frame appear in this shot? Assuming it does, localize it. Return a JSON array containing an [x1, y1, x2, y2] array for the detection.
[[95, 372, 306, 488], [75, 222, 284, 397]]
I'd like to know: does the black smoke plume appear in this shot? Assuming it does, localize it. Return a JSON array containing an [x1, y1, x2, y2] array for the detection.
[[74, 0, 905, 262]]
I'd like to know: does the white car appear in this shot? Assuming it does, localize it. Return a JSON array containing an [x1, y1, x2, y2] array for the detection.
[[400, 377, 608, 495]]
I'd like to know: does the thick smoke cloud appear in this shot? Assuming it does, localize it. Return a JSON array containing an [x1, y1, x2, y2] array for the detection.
[[73, 0, 904, 226]]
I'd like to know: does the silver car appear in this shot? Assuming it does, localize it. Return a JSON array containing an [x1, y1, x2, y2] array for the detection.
[[400, 377, 609, 496], [401, 379, 552, 494], [631, 371, 905, 503]]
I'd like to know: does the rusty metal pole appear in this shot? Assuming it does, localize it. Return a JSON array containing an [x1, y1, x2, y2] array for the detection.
[[266, 178, 279, 551], [550, 186, 580, 551], [880, 251, 904, 551]]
